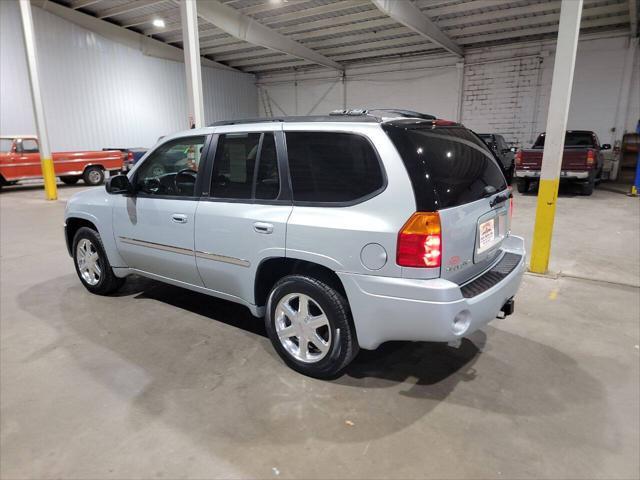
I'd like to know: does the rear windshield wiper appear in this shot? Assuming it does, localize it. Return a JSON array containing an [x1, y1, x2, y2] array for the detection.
[[489, 190, 513, 208]]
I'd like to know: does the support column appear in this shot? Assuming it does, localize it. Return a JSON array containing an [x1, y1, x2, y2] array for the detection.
[[456, 61, 464, 122], [180, 0, 204, 128], [530, 0, 583, 273], [19, 0, 57, 200]]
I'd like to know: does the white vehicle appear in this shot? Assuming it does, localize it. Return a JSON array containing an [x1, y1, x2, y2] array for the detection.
[[64, 109, 526, 378]]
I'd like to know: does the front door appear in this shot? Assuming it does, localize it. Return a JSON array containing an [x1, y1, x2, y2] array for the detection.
[[113, 135, 209, 286], [194, 129, 292, 305], [15, 138, 42, 178]]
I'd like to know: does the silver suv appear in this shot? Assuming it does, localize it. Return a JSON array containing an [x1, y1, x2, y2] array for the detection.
[[64, 109, 525, 378]]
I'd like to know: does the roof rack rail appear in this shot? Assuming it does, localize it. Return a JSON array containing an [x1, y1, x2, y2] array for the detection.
[[368, 109, 436, 120], [329, 109, 369, 116], [208, 118, 285, 126]]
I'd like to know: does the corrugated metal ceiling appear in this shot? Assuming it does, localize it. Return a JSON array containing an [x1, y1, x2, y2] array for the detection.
[[54, 0, 634, 75]]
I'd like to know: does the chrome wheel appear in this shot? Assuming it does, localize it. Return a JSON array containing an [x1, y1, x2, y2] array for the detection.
[[274, 293, 331, 363], [76, 238, 101, 286], [87, 169, 102, 184]]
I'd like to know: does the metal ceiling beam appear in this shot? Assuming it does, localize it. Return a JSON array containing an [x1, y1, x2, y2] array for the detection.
[[448, 2, 627, 37], [193, 0, 343, 71], [630, 0, 638, 38], [371, 0, 463, 57], [457, 14, 628, 45], [69, 0, 101, 9], [96, 0, 163, 19]]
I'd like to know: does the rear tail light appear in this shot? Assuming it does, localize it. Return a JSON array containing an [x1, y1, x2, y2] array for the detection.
[[515, 150, 522, 167], [586, 149, 595, 166], [127, 151, 134, 161], [397, 212, 442, 268]]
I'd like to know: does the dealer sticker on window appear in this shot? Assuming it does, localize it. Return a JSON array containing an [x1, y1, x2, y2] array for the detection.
[[478, 218, 496, 253]]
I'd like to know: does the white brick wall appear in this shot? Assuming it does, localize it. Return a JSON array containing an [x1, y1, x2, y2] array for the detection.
[[461, 56, 544, 147]]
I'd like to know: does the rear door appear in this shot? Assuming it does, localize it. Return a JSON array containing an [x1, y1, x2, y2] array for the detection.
[[194, 126, 292, 305], [384, 123, 510, 284]]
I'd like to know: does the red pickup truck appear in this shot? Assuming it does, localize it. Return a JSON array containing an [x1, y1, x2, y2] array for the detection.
[[515, 130, 611, 196], [0, 136, 124, 189]]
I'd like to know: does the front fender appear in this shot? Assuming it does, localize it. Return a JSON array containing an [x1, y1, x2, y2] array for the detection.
[[65, 190, 127, 268]]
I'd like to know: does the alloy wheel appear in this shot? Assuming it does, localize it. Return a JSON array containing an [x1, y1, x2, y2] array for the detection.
[[76, 238, 101, 286], [274, 293, 331, 363]]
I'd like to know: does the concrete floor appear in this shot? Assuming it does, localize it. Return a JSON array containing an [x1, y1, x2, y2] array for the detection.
[[1, 182, 639, 479]]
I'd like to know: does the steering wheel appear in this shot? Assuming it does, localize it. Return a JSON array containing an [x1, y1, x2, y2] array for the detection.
[[175, 168, 198, 194]]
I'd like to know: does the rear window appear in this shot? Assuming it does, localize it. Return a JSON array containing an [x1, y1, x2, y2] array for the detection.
[[383, 123, 507, 210], [533, 132, 597, 149], [285, 132, 384, 203]]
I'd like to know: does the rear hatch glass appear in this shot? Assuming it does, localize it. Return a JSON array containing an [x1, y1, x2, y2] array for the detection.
[[383, 121, 510, 283]]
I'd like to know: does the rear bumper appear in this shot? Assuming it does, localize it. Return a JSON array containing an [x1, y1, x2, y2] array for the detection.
[[338, 235, 526, 350], [515, 170, 589, 179]]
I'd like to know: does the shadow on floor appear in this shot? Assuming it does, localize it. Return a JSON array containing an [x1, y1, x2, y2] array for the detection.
[[16, 273, 607, 450]]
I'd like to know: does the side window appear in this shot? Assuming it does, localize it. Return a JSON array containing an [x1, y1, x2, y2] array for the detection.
[[255, 133, 280, 200], [21, 139, 39, 153], [285, 132, 384, 203], [135, 136, 206, 197], [211, 132, 280, 200]]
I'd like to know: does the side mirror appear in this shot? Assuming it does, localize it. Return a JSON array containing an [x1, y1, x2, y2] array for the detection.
[[105, 174, 132, 194], [601, 144, 611, 150]]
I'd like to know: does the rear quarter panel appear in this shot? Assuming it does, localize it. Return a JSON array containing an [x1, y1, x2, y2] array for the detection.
[[284, 124, 416, 278]]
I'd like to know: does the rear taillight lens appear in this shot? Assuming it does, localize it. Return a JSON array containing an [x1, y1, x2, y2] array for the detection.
[[586, 149, 595, 166], [397, 212, 442, 268], [127, 151, 134, 161], [515, 150, 522, 167]]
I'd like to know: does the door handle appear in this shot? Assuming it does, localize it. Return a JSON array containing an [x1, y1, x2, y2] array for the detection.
[[171, 213, 188, 224], [253, 222, 273, 234]]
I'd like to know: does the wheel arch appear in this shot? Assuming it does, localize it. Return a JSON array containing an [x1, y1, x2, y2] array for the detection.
[[65, 217, 99, 256], [254, 257, 347, 309]]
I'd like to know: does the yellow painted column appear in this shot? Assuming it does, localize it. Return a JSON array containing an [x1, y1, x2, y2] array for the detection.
[[530, 178, 560, 272], [529, 0, 583, 273], [19, 0, 57, 200], [40, 157, 58, 200]]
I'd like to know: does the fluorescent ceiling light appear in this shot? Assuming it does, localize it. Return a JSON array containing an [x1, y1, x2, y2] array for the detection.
[[152, 18, 165, 28]]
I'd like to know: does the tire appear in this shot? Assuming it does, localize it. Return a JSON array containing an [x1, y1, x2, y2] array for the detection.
[[83, 166, 105, 186], [72, 227, 125, 295], [60, 176, 80, 185], [265, 275, 359, 379], [516, 178, 530, 194], [581, 171, 595, 196]]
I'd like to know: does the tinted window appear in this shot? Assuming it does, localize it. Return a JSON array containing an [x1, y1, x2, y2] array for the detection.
[[211, 132, 279, 200], [255, 133, 280, 200], [533, 132, 597, 148], [211, 133, 260, 199], [383, 124, 507, 210], [285, 132, 384, 203], [135, 136, 205, 197]]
